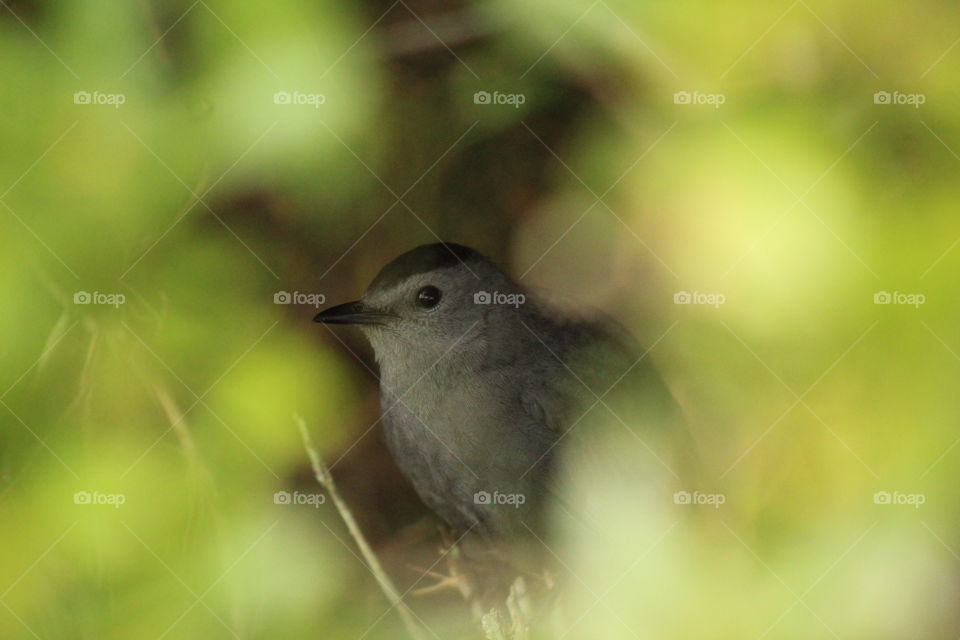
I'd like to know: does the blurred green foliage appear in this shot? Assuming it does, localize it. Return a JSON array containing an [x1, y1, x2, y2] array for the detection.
[[1, 0, 959, 637]]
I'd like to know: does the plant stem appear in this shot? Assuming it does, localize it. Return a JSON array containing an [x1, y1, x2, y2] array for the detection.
[[295, 415, 427, 640]]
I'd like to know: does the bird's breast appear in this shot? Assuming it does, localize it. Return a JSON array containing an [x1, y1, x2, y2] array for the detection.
[[378, 369, 547, 535]]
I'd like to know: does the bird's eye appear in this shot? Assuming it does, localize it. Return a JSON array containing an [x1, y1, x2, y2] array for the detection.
[[415, 285, 442, 309]]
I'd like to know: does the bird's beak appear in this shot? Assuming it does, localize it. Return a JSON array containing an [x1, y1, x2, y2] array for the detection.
[[313, 300, 393, 325]]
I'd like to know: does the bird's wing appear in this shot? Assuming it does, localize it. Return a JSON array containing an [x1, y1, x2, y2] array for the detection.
[[511, 302, 691, 536], [516, 297, 682, 436]]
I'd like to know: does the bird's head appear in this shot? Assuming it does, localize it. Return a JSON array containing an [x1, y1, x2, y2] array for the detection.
[[314, 243, 521, 366]]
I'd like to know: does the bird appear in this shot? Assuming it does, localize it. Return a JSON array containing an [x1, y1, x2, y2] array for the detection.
[[314, 242, 686, 543]]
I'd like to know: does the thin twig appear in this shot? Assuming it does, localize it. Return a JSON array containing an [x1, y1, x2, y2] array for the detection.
[[295, 415, 427, 640]]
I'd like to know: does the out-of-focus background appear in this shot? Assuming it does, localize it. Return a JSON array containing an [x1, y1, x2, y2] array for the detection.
[[1, 0, 959, 637]]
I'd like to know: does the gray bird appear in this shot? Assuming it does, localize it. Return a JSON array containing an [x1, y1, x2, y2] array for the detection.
[[315, 243, 684, 540]]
